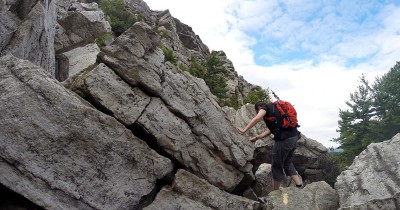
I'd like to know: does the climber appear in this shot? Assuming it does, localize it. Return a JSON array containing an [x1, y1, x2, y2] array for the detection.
[[236, 100, 303, 190]]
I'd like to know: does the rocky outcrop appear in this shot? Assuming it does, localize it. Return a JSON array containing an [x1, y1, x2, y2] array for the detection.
[[335, 133, 400, 210], [55, 1, 111, 53], [153, 8, 255, 107], [144, 169, 261, 210], [56, 43, 100, 81], [69, 21, 255, 192], [0, 54, 174, 210], [265, 181, 339, 210], [124, 0, 157, 27], [0, 0, 56, 76], [216, 52, 260, 105], [3, 0, 400, 209], [252, 163, 274, 197]]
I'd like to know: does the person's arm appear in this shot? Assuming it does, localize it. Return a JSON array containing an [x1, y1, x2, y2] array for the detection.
[[237, 109, 266, 134], [249, 129, 271, 142]]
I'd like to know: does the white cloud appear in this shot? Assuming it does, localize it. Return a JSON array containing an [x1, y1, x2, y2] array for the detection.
[[144, 0, 400, 148], [236, 61, 366, 148]]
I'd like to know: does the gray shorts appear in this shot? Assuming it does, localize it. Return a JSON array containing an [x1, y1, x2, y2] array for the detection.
[[271, 135, 298, 181]]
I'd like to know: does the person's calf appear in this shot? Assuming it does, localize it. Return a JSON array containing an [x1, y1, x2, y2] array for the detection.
[[290, 173, 303, 188], [273, 180, 282, 190]]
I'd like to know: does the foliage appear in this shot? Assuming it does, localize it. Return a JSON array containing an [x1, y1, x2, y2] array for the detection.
[[333, 75, 375, 165], [334, 62, 400, 166], [314, 153, 344, 187], [94, 32, 114, 47], [220, 94, 239, 110], [82, 0, 100, 2], [157, 28, 169, 38], [244, 87, 271, 104], [99, 0, 138, 36], [165, 50, 271, 109], [162, 47, 178, 66], [178, 63, 189, 72], [202, 52, 228, 100], [372, 62, 400, 139], [183, 53, 232, 106], [187, 55, 207, 78]]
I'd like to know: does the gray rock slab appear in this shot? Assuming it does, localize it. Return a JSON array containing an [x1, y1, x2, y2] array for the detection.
[[265, 181, 338, 210], [0, 54, 173, 210], [96, 21, 255, 191], [1, 0, 56, 75], [336, 133, 400, 209], [144, 169, 261, 210]]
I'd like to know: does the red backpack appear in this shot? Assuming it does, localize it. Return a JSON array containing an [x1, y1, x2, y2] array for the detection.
[[265, 100, 299, 129]]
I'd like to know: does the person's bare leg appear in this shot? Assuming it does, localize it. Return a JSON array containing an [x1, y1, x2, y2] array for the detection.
[[273, 179, 282, 190], [290, 173, 303, 186]]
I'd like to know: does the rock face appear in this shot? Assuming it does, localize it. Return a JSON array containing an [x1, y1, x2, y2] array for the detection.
[[55, 1, 111, 53], [0, 0, 56, 76], [335, 133, 400, 210], [57, 43, 100, 81], [2, 0, 400, 209], [151, 7, 257, 107], [266, 181, 339, 210], [70, 21, 255, 192], [0, 54, 174, 210], [144, 169, 261, 210]]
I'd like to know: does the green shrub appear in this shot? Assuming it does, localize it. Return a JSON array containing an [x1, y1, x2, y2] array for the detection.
[[94, 32, 114, 47], [188, 56, 207, 78], [220, 94, 239, 110], [203, 52, 228, 100], [157, 28, 169, 38], [162, 47, 178, 66], [178, 63, 189, 72], [99, 0, 137, 36], [244, 88, 271, 104]]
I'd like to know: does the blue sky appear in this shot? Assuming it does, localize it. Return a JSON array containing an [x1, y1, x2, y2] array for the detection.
[[145, 0, 400, 148]]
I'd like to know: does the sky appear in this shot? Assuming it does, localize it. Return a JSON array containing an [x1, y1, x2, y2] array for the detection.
[[144, 0, 400, 148]]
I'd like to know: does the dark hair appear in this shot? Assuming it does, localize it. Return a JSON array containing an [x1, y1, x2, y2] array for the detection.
[[254, 100, 266, 113]]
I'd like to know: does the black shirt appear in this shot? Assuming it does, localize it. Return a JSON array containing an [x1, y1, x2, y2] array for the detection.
[[260, 103, 299, 141]]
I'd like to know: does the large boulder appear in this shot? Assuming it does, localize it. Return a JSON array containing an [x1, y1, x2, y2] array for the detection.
[[0, 0, 56, 76], [265, 181, 338, 210], [0, 54, 174, 210], [69, 21, 255, 192], [336, 133, 400, 209], [55, 1, 111, 53], [56, 43, 100, 81], [144, 169, 261, 210], [124, 0, 157, 27], [0, 1, 20, 53]]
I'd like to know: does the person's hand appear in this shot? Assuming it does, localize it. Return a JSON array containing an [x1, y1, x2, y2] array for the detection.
[[236, 127, 246, 135], [250, 136, 258, 143]]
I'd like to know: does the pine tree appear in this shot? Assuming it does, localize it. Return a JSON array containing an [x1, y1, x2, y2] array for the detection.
[[372, 61, 400, 140], [333, 75, 375, 165]]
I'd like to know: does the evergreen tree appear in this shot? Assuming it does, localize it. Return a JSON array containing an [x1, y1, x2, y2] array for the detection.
[[202, 52, 228, 100], [188, 55, 207, 79], [372, 61, 400, 140], [333, 75, 375, 165], [244, 87, 271, 104], [99, 0, 137, 36]]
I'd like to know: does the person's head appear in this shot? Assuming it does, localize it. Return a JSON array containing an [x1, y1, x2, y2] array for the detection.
[[254, 100, 266, 113]]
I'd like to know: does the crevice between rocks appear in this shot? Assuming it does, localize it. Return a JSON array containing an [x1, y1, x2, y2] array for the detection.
[[0, 183, 45, 210], [0, 157, 97, 210], [128, 122, 184, 171], [128, 122, 185, 208]]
